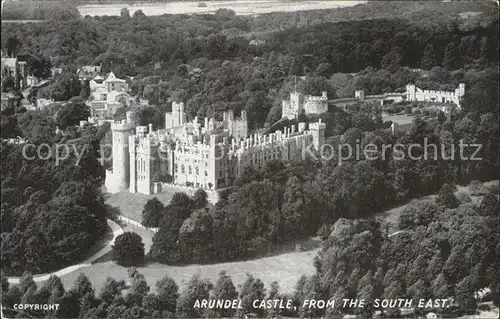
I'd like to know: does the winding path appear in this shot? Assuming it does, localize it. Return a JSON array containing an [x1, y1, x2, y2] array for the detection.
[[6, 219, 123, 284]]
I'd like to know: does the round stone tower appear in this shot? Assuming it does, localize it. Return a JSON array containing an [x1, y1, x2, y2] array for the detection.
[[105, 112, 135, 193]]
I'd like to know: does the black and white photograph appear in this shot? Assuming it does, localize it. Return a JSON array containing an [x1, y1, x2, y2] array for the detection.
[[0, 0, 499, 318]]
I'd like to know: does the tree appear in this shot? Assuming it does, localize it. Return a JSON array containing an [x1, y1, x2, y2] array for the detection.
[[176, 275, 212, 318], [141, 197, 164, 228], [72, 273, 94, 299], [99, 277, 122, 304], [112, 232, 145, 267], [55, 290, 81, 318], [315, 63, 332, 76], [126, 273, 150, 306], [192, 189, 208, 209], [1, 270, 9, 295], [442, 42, 461, 70], [455, 276, 477, 313], [155, 275, 179, 313], [55, 98, 90, 129], [2, 76, 16, 92], [239, 274, 266, 317], [120, 8, 130, 19], [132, 10, 146, 18], [432, 273, 450, 299], [213, 271, 238, 317], [420, 43, 438, 70], [381, 49, 403, 73], [47, 73, 83, 101], [80, 79, 91, 100], [399, 200, 439, 229], [19, 271, 36, 294], [479, 193, 499, 216], [436, 183, 459, 209], [5, 37, 21, 57], [3, 285, 23, 309]]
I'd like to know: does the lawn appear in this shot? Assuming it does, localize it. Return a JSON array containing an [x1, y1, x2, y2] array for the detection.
[[382, 113, 413, 125], [104, 188, 179, 222], [58, 247, 319, 295]]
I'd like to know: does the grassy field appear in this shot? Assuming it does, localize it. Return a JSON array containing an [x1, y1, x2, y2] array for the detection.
[[104, 188, 179, 222], [59, 246, 319, 295], [382, 113, 413, 125]]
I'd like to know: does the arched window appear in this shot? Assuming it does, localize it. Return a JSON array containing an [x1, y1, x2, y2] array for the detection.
[[181, 165, 185, 173], [195, 167, 199, 175], [188, 166, 192, 174], [205, 170, 208, 177], [175, 164, 178, 173]]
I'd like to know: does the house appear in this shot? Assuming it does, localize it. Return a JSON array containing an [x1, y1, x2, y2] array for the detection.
[[88, 72, 131, 119], [77, 65, 102, 82]]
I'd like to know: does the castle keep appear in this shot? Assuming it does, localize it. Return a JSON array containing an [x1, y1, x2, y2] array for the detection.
[[105, 104, 325, 195]]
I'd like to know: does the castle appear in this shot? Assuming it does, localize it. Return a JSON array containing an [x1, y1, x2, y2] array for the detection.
[[105, 104, 325, 195], [330, 83, 466, 112], [281, 91, 328, 120], [406, 83, 465, 108]]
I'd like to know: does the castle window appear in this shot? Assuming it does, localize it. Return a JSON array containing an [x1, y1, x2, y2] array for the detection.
[[181, 165, 185, 173], [196, 167, 199, 175], [205, 170, 208, 177], [188, 166, 192, 174]]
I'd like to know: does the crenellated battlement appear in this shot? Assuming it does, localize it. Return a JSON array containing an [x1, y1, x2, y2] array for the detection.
[[106, 97, 324, 195], [406, 83, 465, 108], [282, 91, 328, 120], [111, 120, 135, 131]]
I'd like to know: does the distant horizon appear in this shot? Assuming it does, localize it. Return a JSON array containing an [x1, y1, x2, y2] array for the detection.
[[76, 0, 365, 17]]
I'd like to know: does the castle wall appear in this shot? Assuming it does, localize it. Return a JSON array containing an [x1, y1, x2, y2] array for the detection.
[[106, 102, 325, 196], [406, 83, 465, 108], [282, 91, 328, 120]]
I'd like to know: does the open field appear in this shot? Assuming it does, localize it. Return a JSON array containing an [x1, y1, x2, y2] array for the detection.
[[382, 113, 413, 125], [77, 1, 365, 17], [59, 246, 319, 294]]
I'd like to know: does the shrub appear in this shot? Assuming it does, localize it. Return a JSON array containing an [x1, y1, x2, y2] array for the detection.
[[469, 180, 487, 196], [112, 232, 145, 267], [436, 183, 459, 209], [456, 191, 472, 204]]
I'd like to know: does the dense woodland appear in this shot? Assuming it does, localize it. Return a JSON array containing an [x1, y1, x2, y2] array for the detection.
[[1, 1, 499, 317]]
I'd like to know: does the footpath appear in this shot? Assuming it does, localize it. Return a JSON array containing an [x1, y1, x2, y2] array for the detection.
[[6, 219, 123, 284]]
